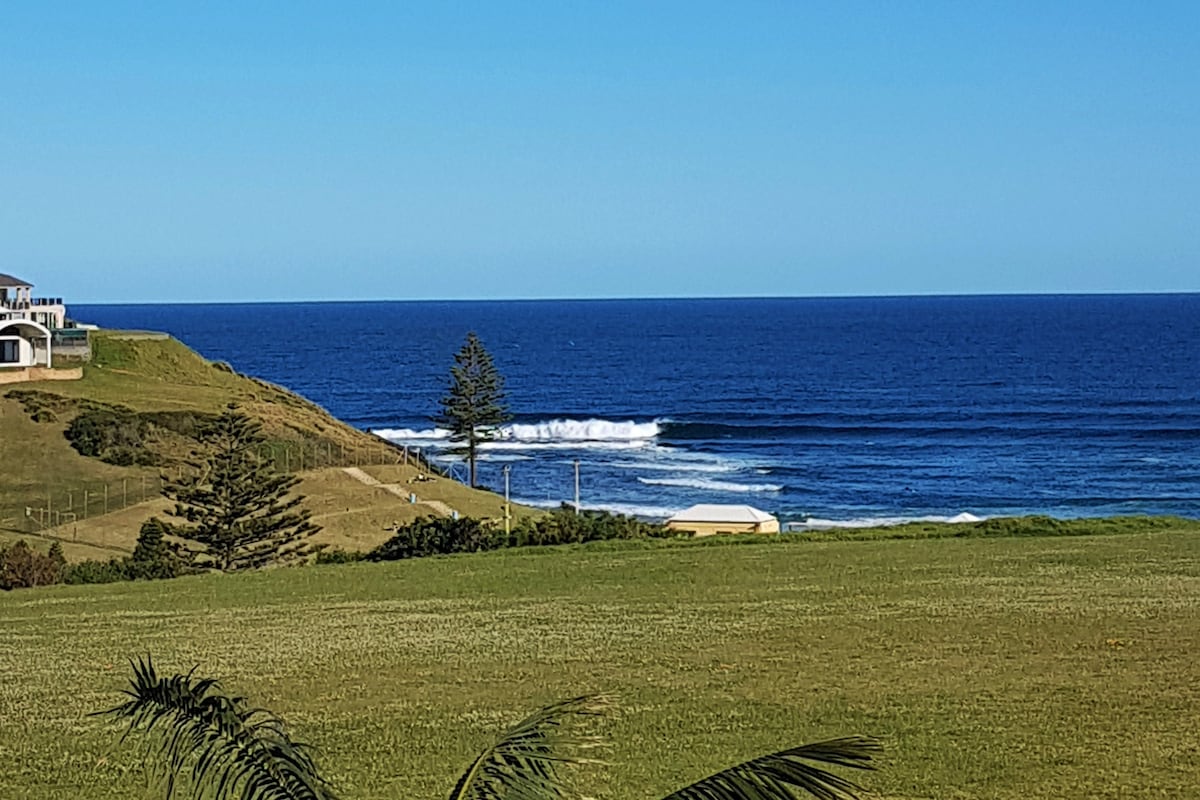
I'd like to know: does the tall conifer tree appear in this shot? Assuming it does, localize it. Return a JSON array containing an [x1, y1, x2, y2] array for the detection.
[[435, 332, 511, 487], [162, 405, 320, 571]]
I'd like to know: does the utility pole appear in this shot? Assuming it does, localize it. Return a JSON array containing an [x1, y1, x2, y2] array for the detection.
[[573, 459, 581, 514], [503, 465, 511, 536]]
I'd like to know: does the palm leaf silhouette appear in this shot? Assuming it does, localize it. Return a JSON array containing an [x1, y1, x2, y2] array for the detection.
[[447, 694, 613, 800], [99, 660, 881, 800], [96, 656, 337, 800], [659, 737, 880, 800]]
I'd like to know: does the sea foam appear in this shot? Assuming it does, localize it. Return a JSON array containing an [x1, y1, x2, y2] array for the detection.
[[637, 477, 783, 493], [786, 512, 985, 530], [611, 459, 739, 474], [374, 418, 661, 450]]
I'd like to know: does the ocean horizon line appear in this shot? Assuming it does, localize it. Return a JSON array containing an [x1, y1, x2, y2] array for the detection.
[[72, 290, 1200, 307]]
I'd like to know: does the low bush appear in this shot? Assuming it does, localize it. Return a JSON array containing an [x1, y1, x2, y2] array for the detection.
[[0, 540, 66, 590], [140, 410, 217, 440], [63, 558, 132, 585], [5, 388, 75, 422], [507, 506, 673, 547], [60, 518, 192, 587], [64, 406, 159, 465], [366, 507, 675, 563], [368, 517, 501, 561], [315, 548, 366, 564]]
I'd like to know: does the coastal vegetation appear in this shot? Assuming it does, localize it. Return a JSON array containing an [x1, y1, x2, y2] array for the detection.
[[0, 518, 188, 588], [2, 530, 1196, 799], [357, 506, 674, 563], [434, 332, 511, 488], [162, 405, 321, 571]]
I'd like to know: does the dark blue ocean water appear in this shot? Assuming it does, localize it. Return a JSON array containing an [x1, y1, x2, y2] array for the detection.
[[75, 296, 1200, 525]]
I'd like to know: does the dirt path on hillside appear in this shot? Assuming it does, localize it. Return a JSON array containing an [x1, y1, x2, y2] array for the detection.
[[340, 467, 456, 518]]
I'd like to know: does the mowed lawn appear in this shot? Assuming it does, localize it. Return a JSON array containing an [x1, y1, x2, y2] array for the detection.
[[1, 533, 1198, 800]]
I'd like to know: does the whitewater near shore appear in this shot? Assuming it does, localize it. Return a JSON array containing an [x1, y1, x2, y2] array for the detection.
[[374, 419, 991, 527]]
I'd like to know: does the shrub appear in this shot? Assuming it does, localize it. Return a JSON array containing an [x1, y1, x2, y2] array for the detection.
[[508, 506, 673, 547], [315, 548, 365, 564], [128, 518, 188, 579], [64, 407, 157, 464], [5, 388, 73, 422], [141, 410, 217, 439], [365, 508, 674, 563], [64, 559, 132, 585], [0, 540, 65, 590], [368, 516, 502, 561]]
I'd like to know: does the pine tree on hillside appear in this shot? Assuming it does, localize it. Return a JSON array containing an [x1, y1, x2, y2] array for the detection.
[[129, 517, 187, 579], [435, 332, 512, 487], [162, 405, 320, 571]]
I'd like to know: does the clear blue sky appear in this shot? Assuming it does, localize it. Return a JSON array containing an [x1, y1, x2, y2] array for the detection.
[[2, 2, 1197, 302]]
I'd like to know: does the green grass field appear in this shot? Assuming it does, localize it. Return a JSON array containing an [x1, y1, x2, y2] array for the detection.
[[1, 531, 1197, 799]]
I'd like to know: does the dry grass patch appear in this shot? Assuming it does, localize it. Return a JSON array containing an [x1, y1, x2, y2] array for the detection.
[[31, 466, 543, 559]]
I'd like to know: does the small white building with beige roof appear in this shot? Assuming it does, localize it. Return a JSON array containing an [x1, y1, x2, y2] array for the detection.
[[665, 504, 780, 536]]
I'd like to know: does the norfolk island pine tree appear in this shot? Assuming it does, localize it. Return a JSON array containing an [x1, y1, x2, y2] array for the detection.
[[161, 404, 321, 571], [435, 332, 512, 488]]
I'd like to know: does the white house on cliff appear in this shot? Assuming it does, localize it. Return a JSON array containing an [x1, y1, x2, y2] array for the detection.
[[0, 273, 68, 370]]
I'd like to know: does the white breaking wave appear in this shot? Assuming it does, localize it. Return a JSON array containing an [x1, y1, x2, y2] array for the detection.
[[505, 419, 661, 442], [482, 440, 654, 452], [374, 427, 450, 443], [611, 459, 739, 474], [373, 418, 661, 451], [637, 477, 783, 493], [787, 512, 985, 531]]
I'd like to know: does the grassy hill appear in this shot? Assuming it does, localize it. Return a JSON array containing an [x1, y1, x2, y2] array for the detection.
[[1, 530, 1197, 799], [0, 331, 535, 556]]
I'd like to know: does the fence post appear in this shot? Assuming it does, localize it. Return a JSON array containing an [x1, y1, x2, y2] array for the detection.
[[104, 484, 109, 515], [83, 490, 89, 519], [123, 479, 128, 508]]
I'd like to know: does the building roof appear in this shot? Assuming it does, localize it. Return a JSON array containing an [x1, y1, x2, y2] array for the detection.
[[667, 504, 777, 524], [0, 273, 33, 288]]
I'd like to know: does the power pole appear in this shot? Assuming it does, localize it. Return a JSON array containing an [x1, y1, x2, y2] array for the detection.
[[573, 459, 581, 514], [503, 465, 511, 536]]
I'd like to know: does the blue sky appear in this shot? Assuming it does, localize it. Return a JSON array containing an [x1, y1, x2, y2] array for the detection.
[[2, 2, 1197, 302]]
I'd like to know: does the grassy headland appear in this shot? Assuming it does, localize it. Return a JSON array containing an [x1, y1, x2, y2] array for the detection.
[[0, 530, 1197, 799], [0, 331, 535, 555]]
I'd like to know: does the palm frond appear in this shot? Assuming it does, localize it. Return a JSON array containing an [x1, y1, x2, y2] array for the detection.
[[448, 694, 615, 800], [659, 736, 881, 800], [96, 656, 337, 800]]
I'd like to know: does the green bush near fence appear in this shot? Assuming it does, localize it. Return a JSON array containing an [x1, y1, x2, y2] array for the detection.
[[356, 507, 678, 563]]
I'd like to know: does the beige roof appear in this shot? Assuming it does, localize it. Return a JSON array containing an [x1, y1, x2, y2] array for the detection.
[[667, 504, 777, 524], [0, 273, 32, 288]]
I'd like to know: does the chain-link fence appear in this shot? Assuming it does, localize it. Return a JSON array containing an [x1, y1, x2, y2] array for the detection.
[[0, 438, 446, 535], [1, 475, 166, 535]]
